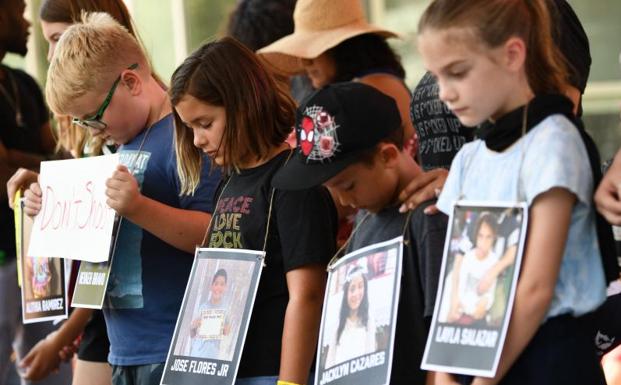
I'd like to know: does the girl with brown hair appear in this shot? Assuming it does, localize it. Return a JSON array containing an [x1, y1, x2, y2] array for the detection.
[[171, 37, 337, 385], [418, 0, 606, 384]]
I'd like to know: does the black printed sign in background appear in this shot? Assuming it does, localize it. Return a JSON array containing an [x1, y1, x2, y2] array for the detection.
[[410, 72, 473, 171]]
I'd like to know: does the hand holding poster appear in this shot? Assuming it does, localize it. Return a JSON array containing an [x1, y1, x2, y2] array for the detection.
[[316, 237, 403, 385], [161, 248, 264, 385], [422, 201, 528, 377], [27, 154, 119, 262]]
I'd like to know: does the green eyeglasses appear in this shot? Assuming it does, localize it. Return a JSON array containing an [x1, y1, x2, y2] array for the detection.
[[72, 63, 139, 131]]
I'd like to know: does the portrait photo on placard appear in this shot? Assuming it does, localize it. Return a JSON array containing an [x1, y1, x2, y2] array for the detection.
[[21, 256, 67, 323], [173, 258, 253, 361], [422, 203, 527, 377], [438, 208, 522, 328], [316, 238, 403, 385], [162, 249, 264, 385]]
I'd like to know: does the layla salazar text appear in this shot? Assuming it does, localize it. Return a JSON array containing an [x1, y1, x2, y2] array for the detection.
[[39, 182, 114, 231]]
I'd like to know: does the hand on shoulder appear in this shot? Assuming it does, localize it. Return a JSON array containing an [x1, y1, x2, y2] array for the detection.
[[398, 168, 448, 215]]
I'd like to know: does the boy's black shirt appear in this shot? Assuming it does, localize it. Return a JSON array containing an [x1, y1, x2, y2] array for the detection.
[[347, 200, 448, 385], [208, 150, 338, 378]]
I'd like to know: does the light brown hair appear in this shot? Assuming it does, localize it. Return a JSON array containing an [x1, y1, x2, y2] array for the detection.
[[418, 0, 569, 95], [40, 0, 135, 34], [170, 37, 296, 195]]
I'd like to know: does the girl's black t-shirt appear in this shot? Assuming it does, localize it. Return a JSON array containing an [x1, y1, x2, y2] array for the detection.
[[207, 150, 338, 378]]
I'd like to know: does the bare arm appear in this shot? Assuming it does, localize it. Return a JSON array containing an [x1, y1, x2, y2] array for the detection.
[[595, 149, 621, 224], [471, 188, 574, 385], [19, 308, 93, 381], [279, 263, 327, 384], [106, 165, 211, 253]]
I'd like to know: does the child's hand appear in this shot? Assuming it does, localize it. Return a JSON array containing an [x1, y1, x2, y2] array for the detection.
[[7, 168, 39, 208], [23, 182, 43, 217], [19, 334, 62, 381], [106, 165, 143, 217], [398, 168, 447, 214], [57, 338, 79, 362], [595, 153, 621, 224]]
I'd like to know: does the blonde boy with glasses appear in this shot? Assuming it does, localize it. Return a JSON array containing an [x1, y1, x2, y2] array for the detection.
[[27, 12, 220, 385]]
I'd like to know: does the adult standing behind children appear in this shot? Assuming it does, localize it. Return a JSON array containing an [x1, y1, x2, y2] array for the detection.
[[0, 2, 67, 385], [258, 0, 415, 147], [171, 37, 337, 385], [273, 82, 448, 384], [24, 12, 220, 385]]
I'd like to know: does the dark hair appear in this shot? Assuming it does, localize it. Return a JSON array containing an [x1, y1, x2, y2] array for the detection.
[[327, 33, 405, 83], [549, 0, 591, 94], [226, 0, 297, 51], [170, 37, 296, 194], [39, 0, 135, 35], [473, 212, 498, 247], [212, 268, 228, 284], [336, 268, 370, 344], [418, 0, 568, 95], [356, 123, 404, 167]]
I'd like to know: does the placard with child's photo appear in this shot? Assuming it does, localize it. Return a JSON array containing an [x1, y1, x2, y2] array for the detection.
[[161, 248, 264, 385], [17, 198, 68, 324], [316, 237, 403, 385], [422, 201, 528, 377]]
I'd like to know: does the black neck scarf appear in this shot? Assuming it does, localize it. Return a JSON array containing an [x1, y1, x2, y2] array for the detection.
[[477, 94, 618, 284], [477, 94, 573, 152]]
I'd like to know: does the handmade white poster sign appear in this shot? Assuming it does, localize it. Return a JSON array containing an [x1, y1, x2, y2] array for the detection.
[[28, 154, 119, 262]]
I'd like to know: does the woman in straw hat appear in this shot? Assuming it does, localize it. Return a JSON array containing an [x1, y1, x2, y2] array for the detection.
[[258, 0, 415, 145]]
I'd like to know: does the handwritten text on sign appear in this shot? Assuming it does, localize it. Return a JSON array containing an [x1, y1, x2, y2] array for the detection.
[[28, 154, 119, 262]]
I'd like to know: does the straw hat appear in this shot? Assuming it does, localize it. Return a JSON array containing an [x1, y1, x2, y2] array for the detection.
[[258, 0, 398, 74]]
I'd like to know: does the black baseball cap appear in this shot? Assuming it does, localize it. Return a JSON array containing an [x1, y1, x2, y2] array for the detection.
[[273, 82, 402, 190]]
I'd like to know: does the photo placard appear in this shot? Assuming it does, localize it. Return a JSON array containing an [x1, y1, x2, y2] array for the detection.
[[161, 248, 264, 385], [422, 201, 528, 377], [316, 237, 403, 385]]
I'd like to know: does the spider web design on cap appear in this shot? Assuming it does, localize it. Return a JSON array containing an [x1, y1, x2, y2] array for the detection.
[[303, 105, 341, 163]]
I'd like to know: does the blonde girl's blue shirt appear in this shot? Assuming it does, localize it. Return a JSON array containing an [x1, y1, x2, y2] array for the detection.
[[103, 114, 220, 366], [437, 114, 606, 319]]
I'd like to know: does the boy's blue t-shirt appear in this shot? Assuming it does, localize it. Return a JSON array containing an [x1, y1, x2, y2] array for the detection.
[[103, 114, 220, 366]]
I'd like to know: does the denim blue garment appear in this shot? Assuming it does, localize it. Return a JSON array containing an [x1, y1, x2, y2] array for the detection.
[[235, 376, 279, 385], [112, 363, 164, 385]]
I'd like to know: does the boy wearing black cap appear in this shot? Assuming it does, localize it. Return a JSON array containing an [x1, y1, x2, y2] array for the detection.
[[273, 82, 448, 384]]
